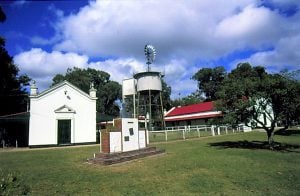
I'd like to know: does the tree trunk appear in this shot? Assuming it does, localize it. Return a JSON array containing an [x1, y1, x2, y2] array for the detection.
[[267, 130, 274, 149]]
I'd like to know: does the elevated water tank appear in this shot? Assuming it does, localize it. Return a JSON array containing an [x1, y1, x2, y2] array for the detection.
[[134, 71, 162, 92]]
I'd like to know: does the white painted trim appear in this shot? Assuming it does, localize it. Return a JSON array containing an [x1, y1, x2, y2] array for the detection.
[[164, 107, 176, 116], [164, 111, 222, 120]]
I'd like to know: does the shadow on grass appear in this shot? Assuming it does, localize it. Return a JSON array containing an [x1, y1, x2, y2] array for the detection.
[[209, 140, 300, 153], [275, 129, 300, 136]]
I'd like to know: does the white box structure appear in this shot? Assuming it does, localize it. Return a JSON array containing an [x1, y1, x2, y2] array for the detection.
[[102, 118, 148, 153]]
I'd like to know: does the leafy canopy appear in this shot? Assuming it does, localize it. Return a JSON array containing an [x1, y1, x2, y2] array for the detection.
[[216, 63, 300, 146], [193, 62, 300, 146], [192, 66, 226, 101]]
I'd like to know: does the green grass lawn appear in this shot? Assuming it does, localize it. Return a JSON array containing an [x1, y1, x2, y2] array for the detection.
[[1, 131, 299, 195]]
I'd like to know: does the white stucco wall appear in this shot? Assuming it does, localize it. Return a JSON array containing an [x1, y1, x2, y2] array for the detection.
[[138, 130, 146, 148], [110, 132, 122, 153], [106, 118, 147, 153], [29, 82, 97, 146], [122, 118, 139, 152]]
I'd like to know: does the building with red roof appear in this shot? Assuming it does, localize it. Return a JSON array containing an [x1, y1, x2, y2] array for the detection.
[[164, 101, 222, 126]]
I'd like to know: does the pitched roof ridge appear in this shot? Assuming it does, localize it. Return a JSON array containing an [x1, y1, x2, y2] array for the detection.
[[165, 101, 215, 117], [30, 80, 94, 100]]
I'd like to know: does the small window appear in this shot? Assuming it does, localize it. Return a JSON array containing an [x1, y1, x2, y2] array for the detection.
[[124, 136, 129, 141], [129, 128, 134, 135], [128, 121, 133, 124]]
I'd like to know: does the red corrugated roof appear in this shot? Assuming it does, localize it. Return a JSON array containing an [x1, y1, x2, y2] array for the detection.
[[165, 101, 215, 117]]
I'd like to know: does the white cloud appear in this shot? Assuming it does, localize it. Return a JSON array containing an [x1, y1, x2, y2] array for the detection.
[[13, 48, 146, 92], [234, 35, 300, 72], [50, 0, 300, 69], [47, 4, 64, 18], [14, 48, 88, 89], [53, 0, 259, 60], [13, 47, 198, 98], [89, 58, 146, 83], [13, 0, 300, 98], [215, 5, 283, 49]]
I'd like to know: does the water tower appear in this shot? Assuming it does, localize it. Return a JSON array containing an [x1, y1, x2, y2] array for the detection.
[[134, 45, 165, 130], [122, 45, 165, 130]]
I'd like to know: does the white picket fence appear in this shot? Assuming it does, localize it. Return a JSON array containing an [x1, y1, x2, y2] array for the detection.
[[148, 124, 248, 142]]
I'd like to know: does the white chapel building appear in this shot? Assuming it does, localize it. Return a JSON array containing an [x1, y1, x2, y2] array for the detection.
[[29, 80, 97, 147]]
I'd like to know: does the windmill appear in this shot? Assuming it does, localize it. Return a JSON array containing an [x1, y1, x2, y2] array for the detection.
[[144, 44, 156, 71]]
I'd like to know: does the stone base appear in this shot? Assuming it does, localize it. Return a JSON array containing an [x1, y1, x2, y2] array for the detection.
[[88, 147, 165, 165]]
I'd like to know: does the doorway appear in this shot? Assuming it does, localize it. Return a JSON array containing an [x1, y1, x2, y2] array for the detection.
[[57, 120, 71, 145]]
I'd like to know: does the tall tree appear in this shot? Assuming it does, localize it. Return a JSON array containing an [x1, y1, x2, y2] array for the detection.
[[52, 67, 121, 117], [0, 6, 30, 116], [192, 66, 226, 101], [216, 63, 300, 147], [161, 80, 172, 110]]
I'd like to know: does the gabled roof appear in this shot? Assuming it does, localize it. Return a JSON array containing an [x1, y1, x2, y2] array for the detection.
[[165, 101, 215, 117], [30, 80, 97, 100], [164, 101, 222, 122]]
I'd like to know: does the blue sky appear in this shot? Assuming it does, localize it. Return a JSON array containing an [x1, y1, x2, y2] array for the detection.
[[1, 0, 300, 98]]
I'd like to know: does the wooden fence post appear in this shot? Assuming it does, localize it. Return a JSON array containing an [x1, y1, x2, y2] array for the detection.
[[165, 129, 168, 142], [211, 125, 215, 136], [99, 130, 102, 153], [197, 127, 200, 138]]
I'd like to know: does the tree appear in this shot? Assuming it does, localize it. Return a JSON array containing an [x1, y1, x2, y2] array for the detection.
[[52, 67, 121, 117], [161, 80, 172, 110], [0, 6, 31, 116], [216, 63, 300, 147], [171, 90, 204, 107], [192, 66, 226, 101]]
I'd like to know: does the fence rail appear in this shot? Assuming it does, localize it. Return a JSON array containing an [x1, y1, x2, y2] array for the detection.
[[149, 124, 247, 143]]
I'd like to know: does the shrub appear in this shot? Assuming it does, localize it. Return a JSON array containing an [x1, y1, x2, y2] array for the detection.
[[0, 169, 30, 195]]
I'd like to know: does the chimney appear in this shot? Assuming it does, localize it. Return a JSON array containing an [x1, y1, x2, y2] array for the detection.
[[89, 82, 97, 98], [30, 80, 38, 96]]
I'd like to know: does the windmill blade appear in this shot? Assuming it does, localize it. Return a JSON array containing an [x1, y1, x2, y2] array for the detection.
[[144, 44, 156, 64]]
